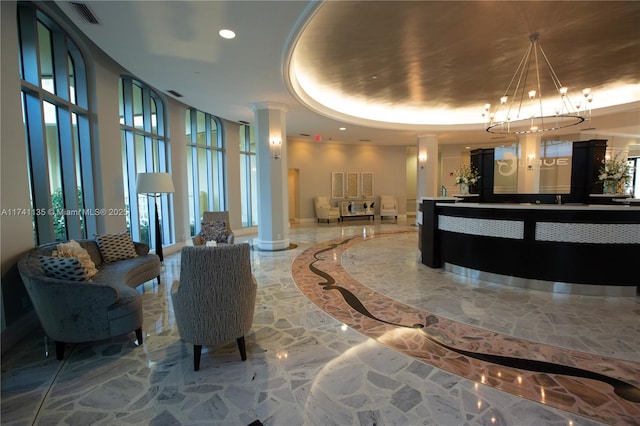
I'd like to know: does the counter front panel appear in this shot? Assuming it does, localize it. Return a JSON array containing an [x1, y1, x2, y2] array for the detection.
[[421, 200, 640, 288]]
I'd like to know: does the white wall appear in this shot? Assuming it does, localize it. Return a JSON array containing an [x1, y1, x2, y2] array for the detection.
[[1, 1, 35, 331]]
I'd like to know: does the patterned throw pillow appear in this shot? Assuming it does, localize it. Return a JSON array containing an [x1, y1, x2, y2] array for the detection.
[[200, 221, 228, 244], [56, 240, 98, 278], [95, 232, 138, 263], [39, 256, 90, 281]]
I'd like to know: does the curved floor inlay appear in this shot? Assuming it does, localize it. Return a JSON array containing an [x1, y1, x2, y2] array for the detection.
[[292, 232, 640, 425]]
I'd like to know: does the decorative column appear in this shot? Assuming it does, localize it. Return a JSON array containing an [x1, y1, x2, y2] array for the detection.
[[519, 134, 541, 193], [417, 134, 439, 200], [252, 102, 289, 251]]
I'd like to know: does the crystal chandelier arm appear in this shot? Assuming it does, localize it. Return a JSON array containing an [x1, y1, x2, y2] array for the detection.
[[537, 43, 576, 115], [513, 44, 533, 122]]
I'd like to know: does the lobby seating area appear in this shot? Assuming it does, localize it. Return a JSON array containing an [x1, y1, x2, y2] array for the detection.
[[2, 220, 638, 425]]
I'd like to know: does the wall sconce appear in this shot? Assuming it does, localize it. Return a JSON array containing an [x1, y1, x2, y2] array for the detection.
[[418, 153, 427, 169], [527, 154, 535, 171], [270, 138, 282, 159]]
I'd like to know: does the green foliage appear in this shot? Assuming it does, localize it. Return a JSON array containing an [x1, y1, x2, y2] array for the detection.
[[50, 187, 84, 241]]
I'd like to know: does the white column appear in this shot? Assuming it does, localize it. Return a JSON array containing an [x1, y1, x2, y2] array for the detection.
[[520, 134, 541, 193], [252, 102, 289, 251], [416, 134, 439, 200]]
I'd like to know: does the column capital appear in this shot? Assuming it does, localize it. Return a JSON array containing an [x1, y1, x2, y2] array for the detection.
[[251, 102, 288, 113]]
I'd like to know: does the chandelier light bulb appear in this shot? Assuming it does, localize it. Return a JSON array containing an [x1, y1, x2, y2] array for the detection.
[[583, 88, 591, 97], [528, 90, 537, 99], [500, 96, 508, 104], [559, 87, 568, 96]]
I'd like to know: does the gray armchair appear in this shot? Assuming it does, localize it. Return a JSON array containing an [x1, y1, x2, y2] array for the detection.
[[193, 211, 235, 245], [171, 244, 257, 371]]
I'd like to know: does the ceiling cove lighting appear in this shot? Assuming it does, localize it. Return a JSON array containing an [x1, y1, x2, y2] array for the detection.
[[483, 33, 592, 135], [218, 29, 236, 39]]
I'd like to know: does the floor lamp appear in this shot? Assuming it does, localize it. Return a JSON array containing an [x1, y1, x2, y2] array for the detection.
[[136, 172, 175, 262]]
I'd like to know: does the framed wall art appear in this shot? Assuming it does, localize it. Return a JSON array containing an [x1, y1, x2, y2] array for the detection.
[[346, 172, 360, 198], [361, 172, 374, 198], [331, 171, 345, 198]]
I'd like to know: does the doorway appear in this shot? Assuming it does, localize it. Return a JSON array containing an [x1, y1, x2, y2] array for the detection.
[[288, 169, 300, 223]]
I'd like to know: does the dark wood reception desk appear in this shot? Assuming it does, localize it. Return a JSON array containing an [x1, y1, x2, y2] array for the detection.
[[419, 198, 640, 296]]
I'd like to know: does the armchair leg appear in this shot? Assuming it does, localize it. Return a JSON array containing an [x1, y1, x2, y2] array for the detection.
[[55, 341, 65, 360], [194, 344, 202, 371], [237, 336, 247, 361], [135, 328, 143, 345], [157, 275, 161, 285]]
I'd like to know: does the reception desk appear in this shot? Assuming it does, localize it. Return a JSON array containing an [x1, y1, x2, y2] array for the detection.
[[419, 198, 640, 296]]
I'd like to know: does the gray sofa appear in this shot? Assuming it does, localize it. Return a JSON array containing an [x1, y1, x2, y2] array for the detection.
[[17, 239, 161, 360]]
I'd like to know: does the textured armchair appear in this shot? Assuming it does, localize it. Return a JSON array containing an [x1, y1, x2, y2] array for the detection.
[[193, 211, 235, 245], [171, 244, 257, 371], [314, 196, 341, 223], [380, 194, 398, 221]]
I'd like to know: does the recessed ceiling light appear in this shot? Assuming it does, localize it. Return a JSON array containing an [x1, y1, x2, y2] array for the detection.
[[219, 29, 236, 39], [465, 146, 471, 149], [339, 127, 346, 131]]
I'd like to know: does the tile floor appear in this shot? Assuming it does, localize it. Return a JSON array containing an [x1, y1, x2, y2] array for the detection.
[[1, 220, 639, 425]]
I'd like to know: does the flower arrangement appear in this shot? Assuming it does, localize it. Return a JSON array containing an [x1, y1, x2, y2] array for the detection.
[[598, 154, 631, 184], [454, 164, 481, 185], [598, 153, 632, 194]]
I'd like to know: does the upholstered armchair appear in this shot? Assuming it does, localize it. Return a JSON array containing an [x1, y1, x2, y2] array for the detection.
[[171, 244, 257, 371], [380, 194, 398, 221], [193, 211, 235, 245], [314, 196, 341, 223]]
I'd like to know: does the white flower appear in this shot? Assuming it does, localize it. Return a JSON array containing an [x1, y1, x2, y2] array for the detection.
[[598, 154, 632, 184], [454, 165, 480, 185]]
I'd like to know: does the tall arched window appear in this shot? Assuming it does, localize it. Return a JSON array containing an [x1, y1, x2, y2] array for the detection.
[[239, 124, 258, 227], [18, 4, 95, 244], [186, 109, 226, 237], [119, 77, 173, 250]]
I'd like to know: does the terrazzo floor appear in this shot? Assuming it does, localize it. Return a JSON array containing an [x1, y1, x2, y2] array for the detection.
[[2, 220, 639, 425]]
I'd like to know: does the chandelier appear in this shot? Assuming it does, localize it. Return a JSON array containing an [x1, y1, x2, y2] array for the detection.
[[483, 33, 593, 134]]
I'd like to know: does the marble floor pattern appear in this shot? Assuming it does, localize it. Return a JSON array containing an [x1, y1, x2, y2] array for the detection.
[[1, 221, 639, 425]]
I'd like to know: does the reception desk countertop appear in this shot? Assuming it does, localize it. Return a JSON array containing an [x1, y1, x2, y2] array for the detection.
[[435, 202, 640, 211]]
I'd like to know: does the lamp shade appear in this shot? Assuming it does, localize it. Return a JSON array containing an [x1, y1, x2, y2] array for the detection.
[[136, 172, 175, 194]]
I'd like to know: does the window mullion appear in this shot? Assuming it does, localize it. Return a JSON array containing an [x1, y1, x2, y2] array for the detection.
[[24, 93, 55, 243], [51, 30, 69, 102], [57, 107, 82, 238], [17, 6, 40, 85]]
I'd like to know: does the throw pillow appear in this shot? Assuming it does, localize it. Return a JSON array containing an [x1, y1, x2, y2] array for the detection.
[[56, 240, 98, 278], [95, 232, 138, 263], [200, 220, 228, 244], [39, 256, 90, 281]]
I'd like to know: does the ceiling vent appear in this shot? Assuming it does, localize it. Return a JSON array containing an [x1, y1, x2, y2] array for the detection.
[[167, 90, 183, 98], [299, 133, 310, 137], [70, 2, 100, 25], [359, 139, 372, 142]]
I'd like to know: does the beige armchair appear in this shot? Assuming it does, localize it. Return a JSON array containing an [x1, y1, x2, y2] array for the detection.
[[171, 244, 257, 371], [314, 196, 341, 223], [193, 211, 235, 245], [380, 194, 398, 221]]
